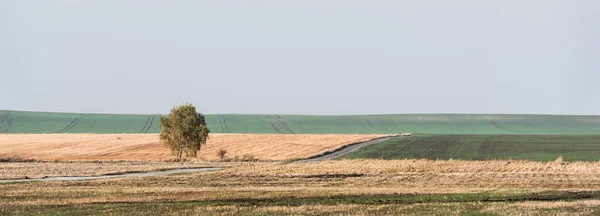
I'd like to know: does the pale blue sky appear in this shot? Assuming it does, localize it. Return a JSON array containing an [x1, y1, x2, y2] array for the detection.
[[1, 1, 598, 115]]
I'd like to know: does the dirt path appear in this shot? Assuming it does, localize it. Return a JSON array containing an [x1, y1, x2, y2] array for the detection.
[[295, 136, 396, 163], [0, 167, 223, 183]]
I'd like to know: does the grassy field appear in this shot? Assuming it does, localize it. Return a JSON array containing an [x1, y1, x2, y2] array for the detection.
[[0, 134, 385, 161], [3, 110, 600, 134], [2, 159, 600, 215], [341, 135, 600, 161]]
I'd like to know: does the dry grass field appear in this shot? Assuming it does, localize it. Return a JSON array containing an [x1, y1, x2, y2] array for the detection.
[[2, 159, 600, 215], [0, 134, 386, 161], [2, 133, 600, 215], [0, 161, 232, 180]]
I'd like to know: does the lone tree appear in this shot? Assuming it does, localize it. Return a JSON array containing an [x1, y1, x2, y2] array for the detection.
[[159, 104, 210, 160]]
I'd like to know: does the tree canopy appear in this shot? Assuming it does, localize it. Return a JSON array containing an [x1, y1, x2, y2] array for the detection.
[[158, 104, 210, 160]]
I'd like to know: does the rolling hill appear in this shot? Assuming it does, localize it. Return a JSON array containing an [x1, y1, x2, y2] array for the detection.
[[1, 110, 600, 134]]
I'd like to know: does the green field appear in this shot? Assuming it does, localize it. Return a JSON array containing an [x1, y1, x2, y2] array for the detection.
[[2, 110, 600, 134], [340, 135, 600, 161]]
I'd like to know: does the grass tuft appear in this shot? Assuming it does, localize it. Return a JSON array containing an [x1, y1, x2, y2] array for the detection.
[[0, 155, 36, 163]]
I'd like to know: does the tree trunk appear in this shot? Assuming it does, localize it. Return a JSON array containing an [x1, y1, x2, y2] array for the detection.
[[178, 143, 183, 160]]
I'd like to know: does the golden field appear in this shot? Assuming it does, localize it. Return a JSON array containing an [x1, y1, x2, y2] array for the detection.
[[0, 134, 386, 161]]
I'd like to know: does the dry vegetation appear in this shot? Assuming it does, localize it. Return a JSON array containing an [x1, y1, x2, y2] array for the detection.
[[0, 161, 232, 180], [3, 160, 600, 203], [2, 159, 600, 214], [2, 133, 600, 215], [145, 201, 600, 216], [0, 134, 386, 161]]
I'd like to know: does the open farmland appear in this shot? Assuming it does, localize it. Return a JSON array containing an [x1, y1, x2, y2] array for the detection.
[[0, 134, 385, 161], [3, 110, 600, 134], [2, 160, 600, 215], [341, 135, 600, 161], [3, 110, 600, 215]]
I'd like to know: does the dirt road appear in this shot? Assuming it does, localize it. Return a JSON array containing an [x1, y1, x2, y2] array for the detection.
[[295, 136, 395, 163], [0, 167, 223, 183]]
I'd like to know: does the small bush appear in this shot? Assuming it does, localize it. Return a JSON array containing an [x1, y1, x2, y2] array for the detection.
[[555, 155, 564, 164], [164, 157, 188, 163], [217, 149, 228, 161], [241, 154, 257, 162], [220, 154, 258, 162]]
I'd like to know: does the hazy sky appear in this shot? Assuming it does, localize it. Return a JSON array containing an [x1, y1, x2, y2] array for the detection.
[[1, 1, 598, 115]]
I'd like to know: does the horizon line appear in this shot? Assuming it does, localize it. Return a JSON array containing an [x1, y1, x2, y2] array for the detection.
[[2, 109, 600, 117]]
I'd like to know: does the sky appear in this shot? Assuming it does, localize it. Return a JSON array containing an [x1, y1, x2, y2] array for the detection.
[[1, 1, 598, 115]]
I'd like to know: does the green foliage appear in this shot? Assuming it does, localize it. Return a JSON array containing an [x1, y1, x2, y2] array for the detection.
[[4, 110, 600, 135], [158, 104, 210, 159], [341, 135, 600, 161]]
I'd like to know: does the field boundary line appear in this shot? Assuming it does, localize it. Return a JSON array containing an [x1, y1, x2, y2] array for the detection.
[[56, 115, 87, 133], [218, 116, 226, 133], [442, 115, 464, 132], [487, 119, 520, 133], [221, 116, 230, 133], [365, 117, 378, 133], [276, 115, 295, 134], [518, 116, 538, 128], [361, 117, 377, 133], [295, 135, 397, 163], [142, 116, 155, 133], [293, 120, 309, 133], [139, 116, 152, 133], [266, 116, 284, 134], [0, 112, 11, 124], [56, 116, 79, 133], [0, 112, 14, 133]]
